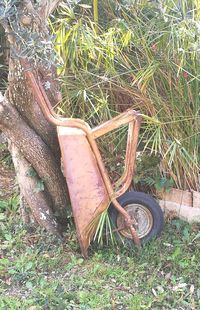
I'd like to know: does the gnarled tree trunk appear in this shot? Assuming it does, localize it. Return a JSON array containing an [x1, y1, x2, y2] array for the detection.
[[0, 0, 69, 235]]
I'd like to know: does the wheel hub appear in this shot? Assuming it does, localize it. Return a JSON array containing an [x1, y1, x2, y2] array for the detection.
[[116, 203, 153, 239]]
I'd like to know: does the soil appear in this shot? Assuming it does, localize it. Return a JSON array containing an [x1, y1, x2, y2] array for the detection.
[[0, 136, 16, 200]]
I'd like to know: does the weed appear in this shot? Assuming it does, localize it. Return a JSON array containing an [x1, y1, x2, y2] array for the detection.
[[0, 209, 199, 309]]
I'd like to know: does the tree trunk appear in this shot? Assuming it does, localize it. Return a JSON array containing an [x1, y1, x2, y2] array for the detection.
[[11, 143, 62, 236], [0, 1, 69, 235]]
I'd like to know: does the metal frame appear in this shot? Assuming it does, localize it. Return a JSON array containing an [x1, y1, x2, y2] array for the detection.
[[22, 61, 142, 257]]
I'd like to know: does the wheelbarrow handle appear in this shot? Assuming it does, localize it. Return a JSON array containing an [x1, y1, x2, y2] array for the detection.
[[91, 109, 142, 139], [91, 110, 142, 197], [21, 59, 91, 133], [114, 117, 141, 197]]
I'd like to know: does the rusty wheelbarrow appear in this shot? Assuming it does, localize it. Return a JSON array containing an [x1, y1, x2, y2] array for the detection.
[[23, 64, 164, 258]]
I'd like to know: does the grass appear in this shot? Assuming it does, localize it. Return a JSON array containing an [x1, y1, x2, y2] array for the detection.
[[50, 0, 200, 192], [0, 198, 200, 310]]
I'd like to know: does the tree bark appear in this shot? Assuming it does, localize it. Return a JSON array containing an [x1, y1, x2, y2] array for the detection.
[[8, 59, 61, 157], [0, 0, 69, 234], [11, 143, 62, 237], [0, 95, 68, 214]]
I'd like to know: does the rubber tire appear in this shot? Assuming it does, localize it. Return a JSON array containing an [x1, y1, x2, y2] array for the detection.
[[109, 191, 164, 245]]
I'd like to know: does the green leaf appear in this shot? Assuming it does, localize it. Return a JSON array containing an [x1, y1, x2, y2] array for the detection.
[[26, 281, 33, 289], [0, 258, 9, 266], [77, 258, 84, 265], [0, 201, 8, 210], [35, 179, 45, 193], [171, 247, 181, 260], [25, 262, 33, 271], [5, 234, 12, 241], [8, 269, 17, 274], [27, 167, 37, 177], [0, 213, 6, 220]]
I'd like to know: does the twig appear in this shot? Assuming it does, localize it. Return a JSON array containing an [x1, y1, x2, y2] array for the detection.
[[23, 0, 35, 13]]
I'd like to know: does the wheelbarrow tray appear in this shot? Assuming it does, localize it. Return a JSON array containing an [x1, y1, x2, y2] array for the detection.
[[57, 126, 110, 258]]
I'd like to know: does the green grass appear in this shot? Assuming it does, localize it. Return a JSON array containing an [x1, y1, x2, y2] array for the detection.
[[50, 0, 200, 192], [0, 202, 200, 310]]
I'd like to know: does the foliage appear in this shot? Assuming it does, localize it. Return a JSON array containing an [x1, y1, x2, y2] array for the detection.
[[93, 209, 115, 246], [135, 153, 174, 192], [0, 0, 58, 68], [50, 0, 200, 191], [0, 205, 200, 309], [0, 195, 19, 214]]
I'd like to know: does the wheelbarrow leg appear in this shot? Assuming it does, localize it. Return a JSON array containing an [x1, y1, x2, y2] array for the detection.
[[111, 198, 141, 246]]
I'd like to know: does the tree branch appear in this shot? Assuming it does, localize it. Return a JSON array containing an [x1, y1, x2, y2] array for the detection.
[[23, 0, 35, 14]]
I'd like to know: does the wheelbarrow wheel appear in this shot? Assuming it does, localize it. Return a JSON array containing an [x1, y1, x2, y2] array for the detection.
[[109, 191, 164, 245]]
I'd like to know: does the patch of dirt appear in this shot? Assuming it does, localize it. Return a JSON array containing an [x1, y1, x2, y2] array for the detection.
[[0, 137, 16, 200], [0, 165, 15, 199]]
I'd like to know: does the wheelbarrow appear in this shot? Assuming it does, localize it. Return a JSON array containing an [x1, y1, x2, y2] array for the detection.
[[23, 63, 164, 258]]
